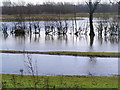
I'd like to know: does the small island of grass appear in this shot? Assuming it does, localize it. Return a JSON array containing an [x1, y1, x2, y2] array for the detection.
[[0, 50, 119, 57]]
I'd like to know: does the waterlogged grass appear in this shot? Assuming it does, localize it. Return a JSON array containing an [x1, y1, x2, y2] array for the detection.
[[0, 18, 81, 22], [2, 74, 118, 88], [1, 13, 88, 18], [1, 14, 84, 22], [1, 13, 120, 22], [0, 50, 119, 57], [1, 13, 119, 18]]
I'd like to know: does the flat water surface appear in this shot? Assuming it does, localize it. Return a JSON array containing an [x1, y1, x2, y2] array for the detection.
[[1, 53, 118, 76]]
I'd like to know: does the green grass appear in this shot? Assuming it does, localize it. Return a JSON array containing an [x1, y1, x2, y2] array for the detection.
[[0, 50, 119, 57], [1, 74, 118, 88]]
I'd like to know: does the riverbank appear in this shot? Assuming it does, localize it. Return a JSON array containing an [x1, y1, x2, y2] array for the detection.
[[0, 50, 119, 57], [1, 74, 118, 88]]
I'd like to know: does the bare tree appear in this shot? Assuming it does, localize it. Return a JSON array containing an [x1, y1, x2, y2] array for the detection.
[[86, 0, 101, 36], [109, 0, 119, 4], [109, 0, 120, 17], [2, 2, 118, 15], [74, 5, 78, 35], [109, 0, 120, 37]]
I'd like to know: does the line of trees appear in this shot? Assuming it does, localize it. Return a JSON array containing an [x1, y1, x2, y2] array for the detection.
[[1, 1, 118, 15]]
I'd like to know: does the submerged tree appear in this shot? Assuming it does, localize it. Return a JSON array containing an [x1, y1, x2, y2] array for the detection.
[[109, 0, 120, 37], [86, 0, 101, 36]]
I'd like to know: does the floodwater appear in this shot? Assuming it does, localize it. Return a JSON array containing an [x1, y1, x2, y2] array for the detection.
[[0, 17, 119, 76], [0, 18, 119, 52], [1, 53, 118, 76]]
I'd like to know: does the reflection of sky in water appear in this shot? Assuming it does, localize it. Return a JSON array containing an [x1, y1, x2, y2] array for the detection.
[[1, 54, 118, 76], [0, 18, 119, 52], [0, 30, 119, 52]]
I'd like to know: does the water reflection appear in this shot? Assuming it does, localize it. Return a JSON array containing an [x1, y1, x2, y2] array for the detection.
[[109, 36, 118, 44], [98, 35, 103, 45], [45, 34, 54, 41], [1, 30, 118, 52], [2, 33, 8, 40], [14, 34, 26, 45], [89, 57, 97, 64], [2, 54, 118, 76], [0, 18, 119, 52], [90, 35, 94, 47], [57, 35, 68, 45], [29, 33, 32, 43], [34, 34, 40, 42], [87, 57, 97, 76], [97, 35, 119, 44]]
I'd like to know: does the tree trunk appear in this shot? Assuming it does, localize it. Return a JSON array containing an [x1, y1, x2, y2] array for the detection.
[[89, 1, 95, 37], [90, 34, 94, 47], [89, 13, 95, 36]]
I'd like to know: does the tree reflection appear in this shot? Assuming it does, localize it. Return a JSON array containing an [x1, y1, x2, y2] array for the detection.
[[104, 35, 119, 44], [29, 33, 32, 43], [109, 36, 119, 44], [104, 36, 108, 43], [98, 35, 103, 45], [57, 35, 68, 41], [87, 57, 97, 76], [14, 34, 26, 45], [89, 57, 97, 64], [34, 34, 40, 42], [3, 33, 8, 40], [45, 34, 54, 41], [90, 35, 94, 47]]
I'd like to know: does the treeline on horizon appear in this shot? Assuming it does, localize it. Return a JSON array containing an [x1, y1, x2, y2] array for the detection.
[[1, 2, 118, 15]]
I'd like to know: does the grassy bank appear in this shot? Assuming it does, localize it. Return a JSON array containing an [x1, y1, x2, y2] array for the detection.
[[1, 18, 81, 22], [1, 13, 119, 18], [1, 13, 120, 22], [2, 74, 118, 88], [0, 50, 119, 57]]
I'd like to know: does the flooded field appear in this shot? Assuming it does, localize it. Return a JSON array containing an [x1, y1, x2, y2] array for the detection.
[[1, 1, 119, 88], [0, 18, 119, 52], [1, 53, 118, 76], [0, 17, 119, 76]]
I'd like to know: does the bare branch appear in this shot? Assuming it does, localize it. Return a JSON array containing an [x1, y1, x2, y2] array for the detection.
[[92, 2, 100, 13], [109, 0, 119, 4], [85, 1, 90, 7]]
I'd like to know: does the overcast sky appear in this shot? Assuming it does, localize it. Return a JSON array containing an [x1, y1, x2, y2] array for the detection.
[[1, 0, 117, 5]]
